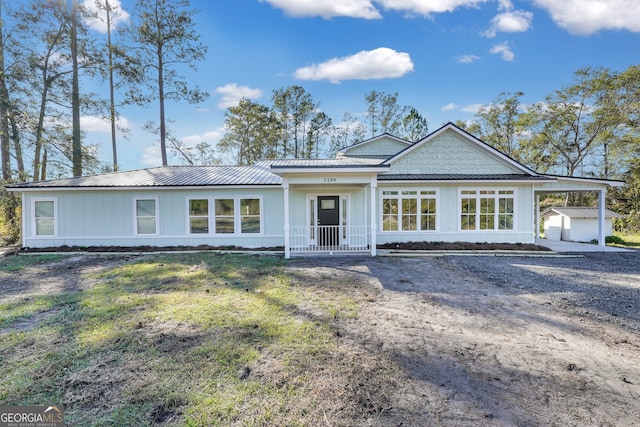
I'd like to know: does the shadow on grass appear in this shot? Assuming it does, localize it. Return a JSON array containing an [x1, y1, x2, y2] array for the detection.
[[1, 253, 372, 426]]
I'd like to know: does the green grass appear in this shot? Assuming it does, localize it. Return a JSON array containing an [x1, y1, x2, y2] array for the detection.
[[0, 253, 371, 426], [613, 232, 640, 247], [0, 254, 67, 272]]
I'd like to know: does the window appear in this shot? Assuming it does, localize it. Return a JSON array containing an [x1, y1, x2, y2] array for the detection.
[[215, 199, 235, 234], [479, 191, 495, 230], [34, 199, 56, 236], [189, 199, 209, 234], [459, 189, 514, 231], [188, 197, 262, 235], [498, 191, 515, 230], [240, 198, 260, 233], [136, 199, 157, 235], [382, 189, 437, 232], [382, 192, 399, 231]]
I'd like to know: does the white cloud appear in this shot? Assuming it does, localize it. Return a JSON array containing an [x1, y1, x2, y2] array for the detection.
[[295, 47, 414, 83], [261, 0, 490, 19], [141, 144, 162, 167], [532, 0, 640, 34], [483, 10, 533, 37], [260, 0, 381, 19], [498, 0, 513, 11], [181, 128, 225, 149], [454, 54, 481, 63], [80, 115, 130, 133], [489, 42, 515, 61], [377, 0, 489, 15], [461, 104, 483, 113], [81, 0, 130, 33], [214, 84, 263, 109], [441, 103, 458, 111]]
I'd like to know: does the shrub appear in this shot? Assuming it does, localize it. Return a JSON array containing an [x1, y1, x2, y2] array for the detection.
[[0, 189, 21, 245], [605, 235, 625, 245]]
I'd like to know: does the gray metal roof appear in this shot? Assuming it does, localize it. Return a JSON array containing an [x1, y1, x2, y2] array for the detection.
[[7, 165, 282, 189], [541, 207, 623, 219], [263, 158, 384, 168], [378, 174, 553, 181]]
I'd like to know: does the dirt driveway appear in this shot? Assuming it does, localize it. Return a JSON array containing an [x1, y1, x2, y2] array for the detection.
[[287, 252, 640, 426]]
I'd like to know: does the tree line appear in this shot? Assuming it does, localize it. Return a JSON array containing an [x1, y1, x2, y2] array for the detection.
[[454, 66, 640, 230], [0, 0, 638, 236], [215, 88, 429, 165], [0, 0, 207, 183]]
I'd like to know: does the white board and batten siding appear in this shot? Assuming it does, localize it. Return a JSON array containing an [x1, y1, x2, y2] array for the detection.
[[22, 188, 284, 248]]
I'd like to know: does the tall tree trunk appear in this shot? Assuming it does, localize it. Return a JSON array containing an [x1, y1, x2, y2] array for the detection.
[[0, 0, 10, 181], [105, 0, 118, 170], [41, 149, 47, 181], [71, 0, 82, 177], [158, 53, 167, 166], [32, 86, 49, 181], [9, 113, 24, 179]]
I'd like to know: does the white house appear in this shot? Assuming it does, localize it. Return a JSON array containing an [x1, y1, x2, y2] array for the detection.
[[541, 207, 622, 242], [7, 123, 624, 257]]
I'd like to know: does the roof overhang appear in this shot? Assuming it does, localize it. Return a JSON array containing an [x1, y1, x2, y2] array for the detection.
[[378, 178, 556, 185], [270, 165, 390, 175], [6, 184, 283, 192], [534, 175, 626, 194]]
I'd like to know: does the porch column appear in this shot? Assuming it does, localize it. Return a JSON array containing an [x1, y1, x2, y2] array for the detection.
[[370, 176, 377, 256], [283, 180, 290, 259], [598, 188, 606, 247], [535, 193, 540, 239]]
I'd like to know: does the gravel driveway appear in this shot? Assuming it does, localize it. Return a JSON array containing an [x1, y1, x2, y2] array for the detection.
[[288, 251, 640, 426]]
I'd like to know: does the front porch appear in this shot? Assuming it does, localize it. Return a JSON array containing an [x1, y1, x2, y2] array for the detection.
[[271, 161, 388, 259], [289, 225, 372, 255]]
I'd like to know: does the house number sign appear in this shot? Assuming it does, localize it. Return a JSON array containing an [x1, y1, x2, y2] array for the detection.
[[323, 178, 337, 183]]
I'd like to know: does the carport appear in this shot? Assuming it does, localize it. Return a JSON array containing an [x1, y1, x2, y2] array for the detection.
[[533, 176, 625, 248]]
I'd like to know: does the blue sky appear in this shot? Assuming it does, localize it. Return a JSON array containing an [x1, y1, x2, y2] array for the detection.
[[81, 0, 640, 171]]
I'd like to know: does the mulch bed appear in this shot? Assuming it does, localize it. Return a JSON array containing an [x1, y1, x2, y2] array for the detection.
[[18, 242, 553, 253], [378, 241, 553, 251]]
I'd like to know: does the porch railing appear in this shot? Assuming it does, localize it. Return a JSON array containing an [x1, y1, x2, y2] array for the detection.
[[289, 225, 370, 253]]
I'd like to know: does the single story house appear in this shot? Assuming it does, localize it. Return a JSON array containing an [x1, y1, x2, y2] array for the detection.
[[7, 123, 624, 258], [541, 207, 622, 242]]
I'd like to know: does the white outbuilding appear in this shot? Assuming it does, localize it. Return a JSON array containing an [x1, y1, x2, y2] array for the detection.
[[541, 207, 622, 242]]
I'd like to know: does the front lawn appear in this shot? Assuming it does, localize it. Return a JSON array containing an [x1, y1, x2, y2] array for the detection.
[[0, 253, 381, 426]]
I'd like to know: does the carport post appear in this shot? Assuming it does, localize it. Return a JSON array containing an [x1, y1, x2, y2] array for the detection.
[[370, 176, 377, 257], [535, 193, 540, 239], [598, 189, 606, 247], [283, 180, 290, 259]]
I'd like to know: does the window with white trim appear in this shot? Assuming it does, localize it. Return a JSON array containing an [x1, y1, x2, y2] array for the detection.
[[192, 197, 262, 235], [189, 199, 209, 234], [240, 198, 260, 233], [34, 199, 56, 236], [135, 198, 157, 235], [460, 189, 514, 231], [215, 199, 235, 234], [382, 190, 437, 232]]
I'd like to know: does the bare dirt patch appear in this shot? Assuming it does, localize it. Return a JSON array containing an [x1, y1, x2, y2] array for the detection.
[[287, 253, 640, 426]]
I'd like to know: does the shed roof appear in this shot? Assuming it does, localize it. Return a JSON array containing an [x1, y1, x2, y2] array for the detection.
[[541, 207, 623, 219]]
